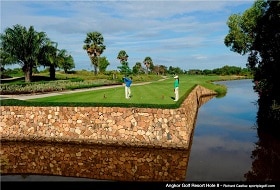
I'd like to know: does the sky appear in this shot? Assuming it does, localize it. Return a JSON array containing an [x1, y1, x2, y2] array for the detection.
[[1, 0, 255, 71]]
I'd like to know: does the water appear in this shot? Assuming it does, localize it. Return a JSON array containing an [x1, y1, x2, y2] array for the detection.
[[186, 79, 259, 181], [2, 79, 279, 182]]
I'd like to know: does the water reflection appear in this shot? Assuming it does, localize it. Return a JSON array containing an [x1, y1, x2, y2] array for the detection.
[[244, 96, 280, 181], [1, 141, 190, 181], [244, 131, 280, 181]]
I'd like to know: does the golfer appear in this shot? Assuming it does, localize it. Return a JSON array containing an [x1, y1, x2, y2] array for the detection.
[[123, 76, 132, 99], [174, 75, 179, 101]]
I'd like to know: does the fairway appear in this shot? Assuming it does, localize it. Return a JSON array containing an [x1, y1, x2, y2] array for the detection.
[[29, 77, 180, 105], [27, 75, 236, 106]]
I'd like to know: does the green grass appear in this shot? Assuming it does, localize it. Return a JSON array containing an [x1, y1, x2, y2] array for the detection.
[[27, 75, 239, 104], [28, 78, 178, 105], [1, 75, 248, 108]]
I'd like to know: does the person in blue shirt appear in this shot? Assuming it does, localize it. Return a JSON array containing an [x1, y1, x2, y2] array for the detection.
[[174, 75, 179, 101], [123, 76, 132, 99]]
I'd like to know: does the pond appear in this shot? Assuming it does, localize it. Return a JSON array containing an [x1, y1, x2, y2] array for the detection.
[[186, 79, 259, 181], [2, 79, 280, 182], [187, 79, 280, 181]]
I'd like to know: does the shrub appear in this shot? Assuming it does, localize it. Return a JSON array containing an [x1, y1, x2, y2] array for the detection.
[[0, 79, 120, 95]]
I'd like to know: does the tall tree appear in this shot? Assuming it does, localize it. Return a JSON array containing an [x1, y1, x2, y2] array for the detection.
[[224, 0, 267, 55], [83, 32, 106, 75], [0, 24, 49, 82], [225, 0, 280, 133], [39, 41, 58, 79], [249, 1, 280, 133], [117, 50, 129, 63], [98, 56, 110, 74], [39, 41, 74, 78], [143, 56, 153, 74], [117, 50, 131, 75]]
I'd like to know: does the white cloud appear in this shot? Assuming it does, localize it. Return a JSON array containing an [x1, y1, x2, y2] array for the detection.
[[193, 54, 207, 60], [1, 0, 254, 71]]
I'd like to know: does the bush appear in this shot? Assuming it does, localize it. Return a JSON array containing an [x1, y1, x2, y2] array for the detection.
[[0, 79, 121, 95]]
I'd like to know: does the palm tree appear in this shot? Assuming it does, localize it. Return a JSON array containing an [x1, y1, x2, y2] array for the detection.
[[117, 50, 130, 74], [39, 41, 74, 78], [143, 56, 153, 74], [39, 41, 58, 79], [0, 24, 49, 82], [83, 32, 106, 75], [58, 52, 75, 73], [117, 50, 129, 63], [0, 47, 16, 70]]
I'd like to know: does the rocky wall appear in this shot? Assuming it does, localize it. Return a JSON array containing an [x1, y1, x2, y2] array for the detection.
[[0, 85, 216, 150]]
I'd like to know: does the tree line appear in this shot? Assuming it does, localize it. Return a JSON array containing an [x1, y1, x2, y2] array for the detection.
[[82, 32, 181, 76], [224, 0, 280, 134], [0, 25, 248, 83]]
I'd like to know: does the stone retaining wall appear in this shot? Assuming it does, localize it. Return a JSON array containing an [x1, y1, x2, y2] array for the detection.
[[0, 85, 216, 150]]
